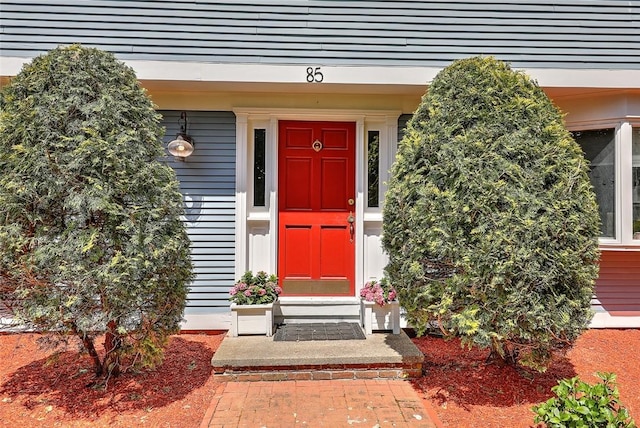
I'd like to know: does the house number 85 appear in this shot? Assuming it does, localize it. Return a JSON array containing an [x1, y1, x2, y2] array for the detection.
[[306, 67, 323, 83]]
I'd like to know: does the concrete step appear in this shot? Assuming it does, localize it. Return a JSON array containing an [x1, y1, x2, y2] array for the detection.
[[211, 328, 425, 382]]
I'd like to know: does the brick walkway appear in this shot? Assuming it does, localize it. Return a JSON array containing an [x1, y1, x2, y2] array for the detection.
[[200, 379, 442, 427]]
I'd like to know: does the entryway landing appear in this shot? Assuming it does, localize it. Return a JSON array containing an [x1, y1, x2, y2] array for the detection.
[[211, 326, 424, 382]]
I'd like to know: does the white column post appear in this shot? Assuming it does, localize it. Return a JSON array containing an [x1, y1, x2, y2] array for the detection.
[[235, 113, 249, 279]]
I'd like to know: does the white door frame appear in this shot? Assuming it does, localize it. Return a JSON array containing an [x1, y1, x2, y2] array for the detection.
[[234, 107, 401, 295]]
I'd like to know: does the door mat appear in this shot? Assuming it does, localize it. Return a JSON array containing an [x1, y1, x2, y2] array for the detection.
[[273, 322, 366, 342]]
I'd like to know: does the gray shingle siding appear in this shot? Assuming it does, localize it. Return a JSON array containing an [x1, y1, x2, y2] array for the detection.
[[161, 111, 236, 312], [2, 1, 639, 70]]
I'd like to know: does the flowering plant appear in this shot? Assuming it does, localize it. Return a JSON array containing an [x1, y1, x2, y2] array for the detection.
[[229, 270, 282, 305], [360, 277, 397, 306]]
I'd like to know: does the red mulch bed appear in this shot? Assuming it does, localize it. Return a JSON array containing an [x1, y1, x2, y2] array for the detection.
[[0, 332, 225, 428], [0, 329, 637, 427], [411, 329, 640, 427]]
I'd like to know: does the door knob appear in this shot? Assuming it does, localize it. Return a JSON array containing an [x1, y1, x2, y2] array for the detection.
[[347, 211, 354, 243]]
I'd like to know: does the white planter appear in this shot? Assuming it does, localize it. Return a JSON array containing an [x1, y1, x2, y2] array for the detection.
[[230, 302, 275, 337], [361, 300, 400, 335]]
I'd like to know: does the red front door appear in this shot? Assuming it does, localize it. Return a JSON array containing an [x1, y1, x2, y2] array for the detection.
[[278, 120, 356, 296]]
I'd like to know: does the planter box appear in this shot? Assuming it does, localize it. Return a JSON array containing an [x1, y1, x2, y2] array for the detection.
[[230, 302, 275, 337], [361, 300, 400, 335]]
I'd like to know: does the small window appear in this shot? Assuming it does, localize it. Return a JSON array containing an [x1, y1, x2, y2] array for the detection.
[[367, 130, 380, 208], [633, 128, 640, 239], [253, 129, 266, 207], [572, 128, 616, 239]]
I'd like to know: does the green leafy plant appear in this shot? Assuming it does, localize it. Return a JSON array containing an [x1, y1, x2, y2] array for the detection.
[[532, 372, 636, 427], [0, 45, 193, 384], [382, 56, 601, 370], [229, 271, 281, 305]]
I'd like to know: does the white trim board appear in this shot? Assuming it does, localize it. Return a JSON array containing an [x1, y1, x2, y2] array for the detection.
[[180, 311, 640, 331], [591, 313, 640, 328], [3, 56, 640, 89]]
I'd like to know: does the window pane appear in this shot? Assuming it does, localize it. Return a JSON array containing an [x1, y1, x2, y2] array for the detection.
[[253, 129, 266, 207], [633, 128, 640, 239], [367, 131, 380, 207], [572, 128, 616, 239]]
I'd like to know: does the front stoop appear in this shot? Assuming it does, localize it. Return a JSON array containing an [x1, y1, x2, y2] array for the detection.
[[211, 329, 424, 381]]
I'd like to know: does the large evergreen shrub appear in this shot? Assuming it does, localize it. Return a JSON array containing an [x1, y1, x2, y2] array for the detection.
[[382, 56, 600, 370], [0, 45, 193, 383]]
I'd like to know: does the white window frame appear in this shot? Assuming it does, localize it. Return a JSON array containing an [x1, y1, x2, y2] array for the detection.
[[363, 115, 398, 221], [248, 124, 270, 212], [365, 128, 382, 211], [629, 120, 640, 245], [568, 119, 639, 248]]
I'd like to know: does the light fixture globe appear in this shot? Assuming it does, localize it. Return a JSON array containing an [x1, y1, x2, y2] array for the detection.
[[167, 135, 194, 160]]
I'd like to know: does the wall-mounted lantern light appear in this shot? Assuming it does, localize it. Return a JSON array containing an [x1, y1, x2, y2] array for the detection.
[[167, 111, 194, 161]]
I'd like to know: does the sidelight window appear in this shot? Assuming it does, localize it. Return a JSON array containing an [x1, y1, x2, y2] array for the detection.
[[367, 130, 380, 208], [253, 128, 266, 207]]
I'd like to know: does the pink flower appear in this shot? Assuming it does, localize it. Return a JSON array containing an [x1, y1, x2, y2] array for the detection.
[[229, 271, 281, 305], [360, 279, 396, 306]]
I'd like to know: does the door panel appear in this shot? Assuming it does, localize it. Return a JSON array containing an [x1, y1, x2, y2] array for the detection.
[[321, 158, 348, 210], [278, 120, 355, 296], [283, 158, 313, 210], [282, 224, 312, 277], [319, 225, 349, 277], [320, 128, 350, 149], [285, 127, 314, 148]]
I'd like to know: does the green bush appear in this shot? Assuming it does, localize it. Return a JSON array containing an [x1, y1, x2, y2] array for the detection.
[[532, 372, 636, 427], [382, 56, 601, 370], [0, 45, 193, 383]]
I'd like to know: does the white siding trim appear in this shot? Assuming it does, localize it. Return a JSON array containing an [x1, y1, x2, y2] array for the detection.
[[4, 56, 640, 89], [619, 121, 634, 245], [182, 313, 230, 331], [114, 61, 640, 89], [268, 118, 279, 274], [235, 113, 249, 279], [355, 117, 365, 293], [591, 313, 640, 328], [0, 56, 30, 75]]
